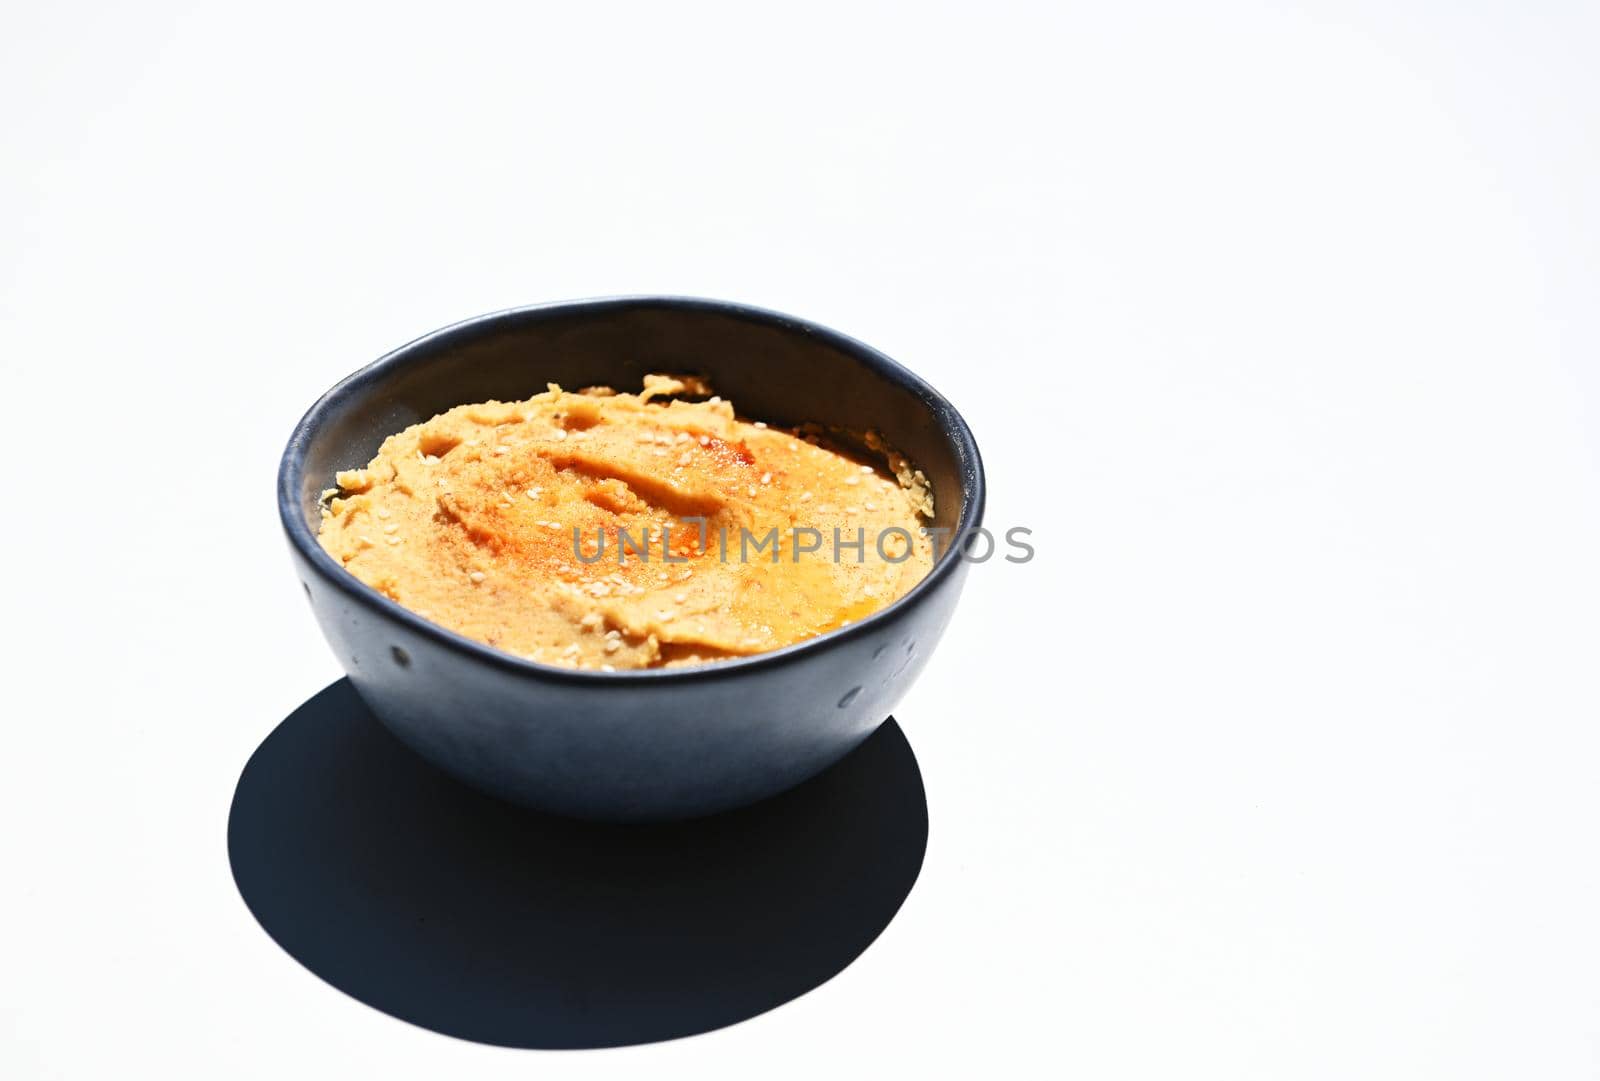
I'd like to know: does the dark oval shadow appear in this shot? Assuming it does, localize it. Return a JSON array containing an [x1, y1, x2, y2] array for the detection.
[[228, 679, 928, 1049]]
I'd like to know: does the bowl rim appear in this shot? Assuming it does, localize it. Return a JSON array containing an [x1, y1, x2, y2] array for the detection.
[[278, 295, 987, 684]]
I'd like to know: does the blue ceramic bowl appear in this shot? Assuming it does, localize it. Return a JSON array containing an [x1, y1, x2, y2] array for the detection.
[[278, 297, 985, 820]]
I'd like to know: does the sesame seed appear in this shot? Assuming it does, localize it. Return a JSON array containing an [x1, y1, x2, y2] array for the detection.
[[604, 638, 621, 653], [493, 445, 509, 455], [469, 571, 486, 583], [525, 488, 542, 499], [864, 501, 876, 511], [844, 506, 859, 515], [754, 421, 767, 429], [562, 643, 580, 657], [600, 664, 616, 672], [800, 491, 813, 502], [859, 465, 874, 474], [747, 486, 758, 497], [845, 475, 860, 486], [675, 431, 689, 443], [386, 536, 402, 545], [383, 524, 399, 534], [760, 472, 772, 484], [658, 609, 676, 622], [674, 593, 686, 604], [376, 508, 390, 519], [698, 435, 710, 446], [357, 535, 374, 548]]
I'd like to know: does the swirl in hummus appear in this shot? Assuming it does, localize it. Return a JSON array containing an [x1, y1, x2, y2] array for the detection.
[[317, 375, 935, 669]]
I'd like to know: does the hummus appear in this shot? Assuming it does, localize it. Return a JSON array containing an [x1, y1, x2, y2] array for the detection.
[[317, 377, 935, 669]]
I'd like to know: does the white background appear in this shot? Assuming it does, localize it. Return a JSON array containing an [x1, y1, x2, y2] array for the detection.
[[4, 2, 1598, 1077]]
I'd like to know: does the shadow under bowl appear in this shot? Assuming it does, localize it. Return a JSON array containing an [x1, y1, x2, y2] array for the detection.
[[278, 296, 984, 821]]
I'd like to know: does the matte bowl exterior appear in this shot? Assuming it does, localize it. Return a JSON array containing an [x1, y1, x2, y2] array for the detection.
[[279, 298, 984, 821]]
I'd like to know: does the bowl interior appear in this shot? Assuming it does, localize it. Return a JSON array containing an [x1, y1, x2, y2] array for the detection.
[[288, 298, 979, 547]]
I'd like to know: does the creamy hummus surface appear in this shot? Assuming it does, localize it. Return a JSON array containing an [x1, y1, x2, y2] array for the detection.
[[317, 376, 935, 669]]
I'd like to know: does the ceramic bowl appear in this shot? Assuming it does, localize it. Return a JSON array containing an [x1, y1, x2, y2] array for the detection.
[[278, 297, 985, 820]]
